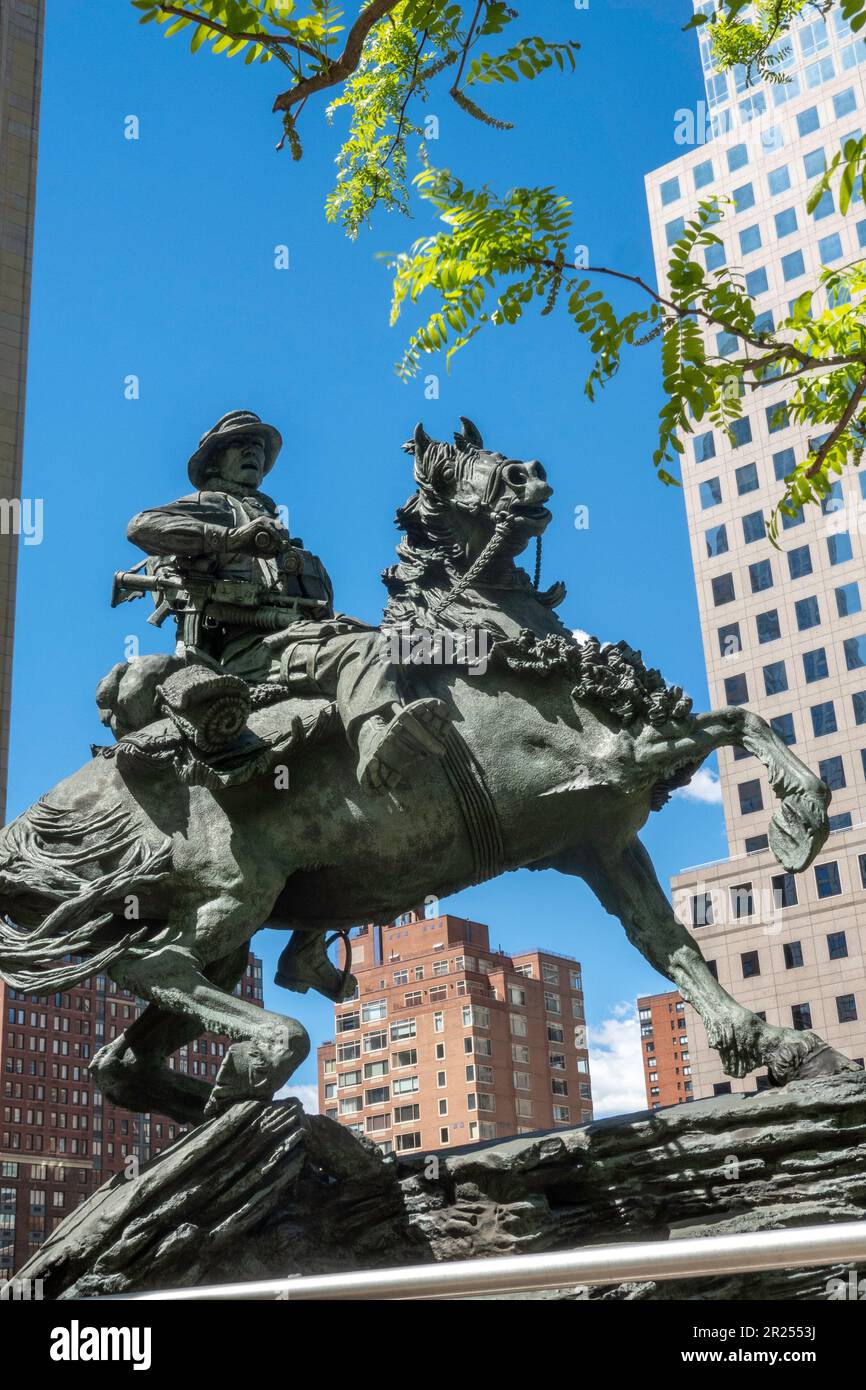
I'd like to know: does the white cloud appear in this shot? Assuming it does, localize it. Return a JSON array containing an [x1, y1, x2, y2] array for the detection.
[[572, 628, 591, 645], [274, 1082, 320, 1113], [673, 766, 722, 805], [588, 1005, 648, 1118]]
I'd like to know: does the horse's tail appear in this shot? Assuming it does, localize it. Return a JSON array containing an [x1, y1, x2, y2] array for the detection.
[[0, 798, 173, 990]]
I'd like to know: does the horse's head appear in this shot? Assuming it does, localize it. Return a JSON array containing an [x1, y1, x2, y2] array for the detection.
[[402, 417, 553, 565]]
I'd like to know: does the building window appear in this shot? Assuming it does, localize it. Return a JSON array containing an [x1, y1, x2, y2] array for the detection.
[[837, 994, 858, 1024], [844, 635, 866, 671], [738, 779, 763, 815], [730, 416, 753, 446], [834, 87, 857, 118], [775, 206, 798, 237], [787, 545, 812, 581], [395, 1131, 422, 1152], [810, 701, 837, 737], [694, 157, 714, 188], [741, 950, 761, 979], [783, 941, 804, 969], [660, 175, 681, 206], [756, 609, 781, 644], [828, 931, 849, 960], [766, 402, 789, 434], [705, 523, 729, 558], [694, 430, 716, 462], [724, 673, 748, 705], [802, 647, 828, 683], [749, 559, 773, 593], [781, 249, 805, 281], [834, 582, 862, 625], [691, 892, 714, 928], [718, 622, 741, 657], [818, 231, 843, 263], [795, 596, 820, 630], [768, 164, 791, 195], [818, 755, 846, 791], [815, 861, 842, 898], [745, 265, 767, 296], [762, 661, 787, 696], [731, 883, 754, 919], [701, 477, 723, 509], [744, 835, 768, 855], [390, 1018, 417, 1041], [791, 1003, 813, 1031], [735, 462, 759, 494], [772, 872, 798, 909], [665, 215, 686, 247]]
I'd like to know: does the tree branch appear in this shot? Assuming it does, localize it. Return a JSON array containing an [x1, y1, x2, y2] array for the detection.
[[157, 3, 319, 61], [804, 366, 866, 477], [530, 254, 866, 375], [450, 0, 483, 94], [272, 0, 408, 112]]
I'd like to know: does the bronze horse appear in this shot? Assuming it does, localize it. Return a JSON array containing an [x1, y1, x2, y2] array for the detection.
[[0, 419, 854, 1124]]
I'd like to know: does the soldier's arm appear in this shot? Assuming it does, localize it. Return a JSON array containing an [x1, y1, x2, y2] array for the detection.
[[127, 498, 232, 558], [128, 499, 288, 559]]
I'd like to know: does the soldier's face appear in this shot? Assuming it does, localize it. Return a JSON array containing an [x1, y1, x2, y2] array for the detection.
[[214, 436, 266, 488]]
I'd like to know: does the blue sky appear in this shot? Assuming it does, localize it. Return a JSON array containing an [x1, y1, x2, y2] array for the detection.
[[12, 0, 725, 1106]]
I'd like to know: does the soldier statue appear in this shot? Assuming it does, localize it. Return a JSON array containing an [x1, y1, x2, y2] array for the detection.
[[118, 410, 452, 790], [107, 409, 454, 1000]]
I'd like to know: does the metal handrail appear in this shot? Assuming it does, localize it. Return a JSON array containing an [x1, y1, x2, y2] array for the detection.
[[98, 1219, 866, 1301]]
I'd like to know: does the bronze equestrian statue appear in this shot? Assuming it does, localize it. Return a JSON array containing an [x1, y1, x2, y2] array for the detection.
[[0, 413, 855, 1125]]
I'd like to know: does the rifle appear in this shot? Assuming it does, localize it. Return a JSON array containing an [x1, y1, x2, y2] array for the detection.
[[111, 564, 327, 633]]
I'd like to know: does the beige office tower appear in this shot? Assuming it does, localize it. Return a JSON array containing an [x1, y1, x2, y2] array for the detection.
[[646, 6, 866, 1099], [0, 1, 43, 816]]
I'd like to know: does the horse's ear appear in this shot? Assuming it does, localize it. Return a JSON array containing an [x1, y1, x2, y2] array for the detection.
[[455, 416, 483, 449], [403, 421, 430, 459]]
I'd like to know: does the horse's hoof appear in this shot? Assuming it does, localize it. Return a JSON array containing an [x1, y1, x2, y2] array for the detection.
[[769, 791, 828, 872], [782, 1043, 862, 1082], [204, 1025, 309, 1117]]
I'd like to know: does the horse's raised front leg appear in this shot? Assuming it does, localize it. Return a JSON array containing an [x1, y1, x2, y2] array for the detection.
[[634, 707, 830, 872], [552, 838, 857, 1085]]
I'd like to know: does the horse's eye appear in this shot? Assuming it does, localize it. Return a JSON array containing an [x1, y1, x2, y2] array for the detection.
[[504, 463, 528, 487], [441, 465, 455, 483]]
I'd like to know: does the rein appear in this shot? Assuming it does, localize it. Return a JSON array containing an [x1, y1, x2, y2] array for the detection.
[[426, 512, 542, 621]]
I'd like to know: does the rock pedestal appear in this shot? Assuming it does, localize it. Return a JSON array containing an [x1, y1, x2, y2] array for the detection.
[[13, 1073, 866, 1301]]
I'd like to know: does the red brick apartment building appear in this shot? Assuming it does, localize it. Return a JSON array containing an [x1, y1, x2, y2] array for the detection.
[[637, 990, 694, 1110], [317, 912, 593, 1153], [0, 952, 263, 1277]]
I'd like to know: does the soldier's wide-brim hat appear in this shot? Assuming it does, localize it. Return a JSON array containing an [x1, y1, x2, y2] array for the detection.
[[187, 409, 282, 489]]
